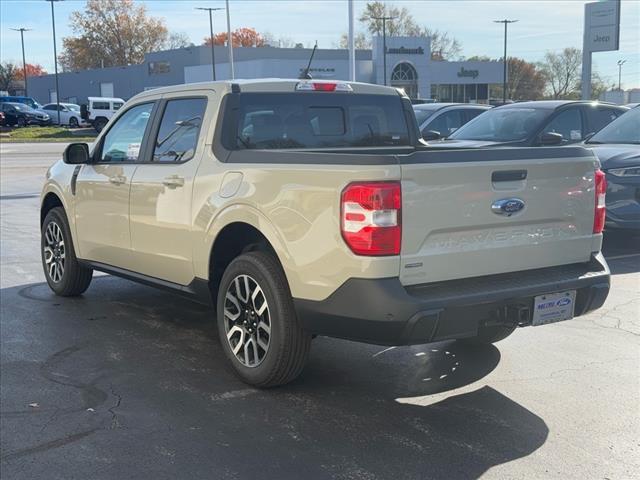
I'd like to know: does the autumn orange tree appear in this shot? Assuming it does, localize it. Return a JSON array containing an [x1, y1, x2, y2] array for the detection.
[[13, 63, 47, 80], [59, 0, 168, 71], [204, 28, 266, 48]]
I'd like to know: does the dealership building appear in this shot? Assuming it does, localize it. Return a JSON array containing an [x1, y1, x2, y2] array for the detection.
[[29, 36, 503, 105]]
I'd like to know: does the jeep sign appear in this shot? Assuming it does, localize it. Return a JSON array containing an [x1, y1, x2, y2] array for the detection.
[[584, 0, 620, 52]]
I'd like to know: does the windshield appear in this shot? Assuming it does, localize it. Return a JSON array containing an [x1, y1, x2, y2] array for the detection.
[[588, 108, 640, 144], [225, 93, 411, 150], [413, 107, 439, 126], [449, 107, 548, 142]]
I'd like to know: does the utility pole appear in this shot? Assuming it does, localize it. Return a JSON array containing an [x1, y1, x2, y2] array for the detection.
[[348, 0, 355, 81], [617, 59, 626, 91], [494, 19, 518, 104], [372, 15, 396, 86], [10, 28, 32, 96], [225, 0, 234, 79], [196, 7, 224, 81], [46, 0, 62, 125]]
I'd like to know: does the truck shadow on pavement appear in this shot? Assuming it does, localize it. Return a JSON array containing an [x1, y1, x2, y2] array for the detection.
[[1, 276, 548, 480]]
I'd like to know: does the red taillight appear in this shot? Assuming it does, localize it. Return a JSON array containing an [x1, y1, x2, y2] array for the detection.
[[312, 82, 337, 92], [341, 181, 401, 256], [593, 169, 607, 234], [295, 81, 353, 92]]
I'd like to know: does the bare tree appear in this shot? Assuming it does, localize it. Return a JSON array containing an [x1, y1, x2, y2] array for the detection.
[[358, 2, 462, 60], [338, 32, 372, 49], [165, 32, 192, 50], [0, 62, 19, 91], [424, 29, 462, 61], [539, 48, 582, 99]]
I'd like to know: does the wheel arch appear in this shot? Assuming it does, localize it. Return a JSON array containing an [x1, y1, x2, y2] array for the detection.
[[40, 191, 65, 226], [208, 221, 284, 298]]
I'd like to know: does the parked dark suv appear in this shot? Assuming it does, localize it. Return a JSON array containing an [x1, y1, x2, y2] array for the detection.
[[413, 103, 491, 140], [434, 101, 628, 148], [0, 102, 51, 127]]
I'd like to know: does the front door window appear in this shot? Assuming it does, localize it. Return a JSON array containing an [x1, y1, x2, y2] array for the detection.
[[100, 103, 154, 163]]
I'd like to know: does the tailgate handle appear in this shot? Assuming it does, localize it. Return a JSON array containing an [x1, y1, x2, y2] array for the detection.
[[492, 170, 527, 182]]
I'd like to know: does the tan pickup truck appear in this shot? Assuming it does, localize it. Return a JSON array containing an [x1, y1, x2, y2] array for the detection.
[[40, 80, 610, 387]]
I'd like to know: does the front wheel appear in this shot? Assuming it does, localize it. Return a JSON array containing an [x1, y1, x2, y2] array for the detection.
[[41, 207, 93, 296], [216, 251, 311, 387]]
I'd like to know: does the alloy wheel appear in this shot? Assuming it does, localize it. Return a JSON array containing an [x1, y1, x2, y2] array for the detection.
[[43, 221, 65, 283], [223, 274, 271, 367]]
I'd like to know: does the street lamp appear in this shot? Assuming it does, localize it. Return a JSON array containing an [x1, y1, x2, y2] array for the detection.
[[196, 7, 224, 81], [372, 15, 397, 86], [494, 19, 518, 104], [46, 0, 62, 125], [617, 59, 626, 91], [10, 28, 32, 96]]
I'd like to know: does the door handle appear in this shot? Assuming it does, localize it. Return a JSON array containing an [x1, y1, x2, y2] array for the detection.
[[162, 175, 185, 188], [108, 175, 127, 185]]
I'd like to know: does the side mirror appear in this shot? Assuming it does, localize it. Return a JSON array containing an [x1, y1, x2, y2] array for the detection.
[[63, 143, 90, 164], [422, 130, 442, 141], [539, 131, 564, 146], [584, 132, 596, 142]]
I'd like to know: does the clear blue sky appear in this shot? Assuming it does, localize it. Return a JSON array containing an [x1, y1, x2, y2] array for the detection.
[[1, 0, 639, 89]]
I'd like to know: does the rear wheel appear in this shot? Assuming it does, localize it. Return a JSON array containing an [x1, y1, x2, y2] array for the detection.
[[41, 207, 93, 296], [69, 116, 79, 128], [17, 117, 26, 127], [93, 118, 107, 133], [216, 251, 311, 387], [461, 325, 516, 345]]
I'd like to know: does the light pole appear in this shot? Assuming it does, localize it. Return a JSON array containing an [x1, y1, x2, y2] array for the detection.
[[617, 59, 626, 91], [372, 15, 397, 86], [494, 19, 518, 104], [196, 7, 224, 81], [46, 0, 62, 125], [10, 27, 32, 96], [225, 0, 234, 79]]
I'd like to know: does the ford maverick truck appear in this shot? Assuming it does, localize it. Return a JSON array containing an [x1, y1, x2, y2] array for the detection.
[[40, 80, 610, 387]]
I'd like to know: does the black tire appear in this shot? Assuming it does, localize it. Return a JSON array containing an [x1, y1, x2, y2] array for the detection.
[[460, 325, 516, 345], [94, 118, 107, 133], [216, 251, 311, 387], [69, 116, 79, 128], [41, 207, 93, 296], [17, 117, 26, 128]]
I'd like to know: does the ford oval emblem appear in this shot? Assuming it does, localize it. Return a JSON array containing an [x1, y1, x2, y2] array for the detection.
[[491, 198, 525, 217]]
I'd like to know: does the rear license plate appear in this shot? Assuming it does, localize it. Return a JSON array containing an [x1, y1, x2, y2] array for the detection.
[[532, 290, 576, 326]]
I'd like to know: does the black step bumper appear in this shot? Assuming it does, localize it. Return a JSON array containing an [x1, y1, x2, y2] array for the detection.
[[294, 253, 610, 346]]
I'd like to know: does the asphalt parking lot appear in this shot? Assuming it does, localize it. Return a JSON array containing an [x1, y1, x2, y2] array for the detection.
[[1, 142, 639, 480]]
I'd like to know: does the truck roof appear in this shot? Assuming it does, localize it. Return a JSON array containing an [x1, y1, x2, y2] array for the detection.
[[134, 79, 402, 100]]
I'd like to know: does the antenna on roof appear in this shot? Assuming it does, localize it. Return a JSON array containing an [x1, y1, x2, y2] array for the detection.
[[299, 41, 318, 79]]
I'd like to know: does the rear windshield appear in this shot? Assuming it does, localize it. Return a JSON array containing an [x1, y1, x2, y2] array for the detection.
[[223, 93, 410, 150]]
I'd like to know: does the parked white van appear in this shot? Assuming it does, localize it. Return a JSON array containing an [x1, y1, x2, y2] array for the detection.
[[81, 97, 125, 132]]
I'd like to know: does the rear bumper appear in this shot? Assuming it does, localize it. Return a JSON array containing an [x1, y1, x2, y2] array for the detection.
[[294, 253, 610, 346]]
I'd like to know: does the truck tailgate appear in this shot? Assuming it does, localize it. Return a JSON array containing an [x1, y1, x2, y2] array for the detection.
[[399, 147, 599, 286]]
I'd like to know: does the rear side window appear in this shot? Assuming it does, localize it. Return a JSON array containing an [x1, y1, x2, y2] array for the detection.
[[226, 93, 410, 150], [589, 108, 622, 134], [152, 98, 207, 162], [544, 108, 582, 141], [427, 110, 463, 137], [113, 102, 124, 111], [92, 102, 110, 110]]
